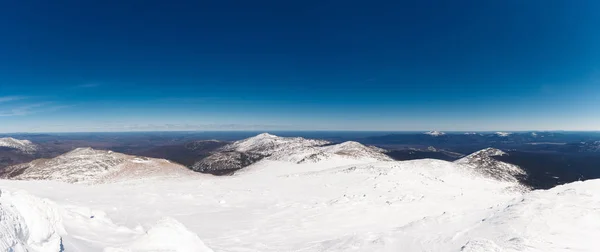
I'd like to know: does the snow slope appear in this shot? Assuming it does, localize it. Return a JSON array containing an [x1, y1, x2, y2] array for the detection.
[[193, 133, 391, 173], [0, 189, 64, 252], [0, 137, 37, 154], [455, 148, 526, 183], [1, 148, 200, 184], [0, 146, 598, 251]]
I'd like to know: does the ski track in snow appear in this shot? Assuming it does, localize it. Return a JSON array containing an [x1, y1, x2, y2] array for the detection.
[[1, 143, 599, 251]]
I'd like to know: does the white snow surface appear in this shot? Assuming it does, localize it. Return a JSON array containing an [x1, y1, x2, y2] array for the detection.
[[424, 130, 445, 136], [2, 147, 201, 184], [0, 137, 37, 153], [217, 133, 391, 164], [2, 152, 598, 251], [0, 189, 65, 252]]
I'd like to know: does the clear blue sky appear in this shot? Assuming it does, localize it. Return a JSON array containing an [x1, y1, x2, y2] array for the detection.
[[1, 0, 599, 132]]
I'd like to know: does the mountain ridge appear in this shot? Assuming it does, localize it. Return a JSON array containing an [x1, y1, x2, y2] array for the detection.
[[192, 133, 392, 174], [455, 147, 526, 184], [1, 147, 198, 184], [0, 137, 37, 154]]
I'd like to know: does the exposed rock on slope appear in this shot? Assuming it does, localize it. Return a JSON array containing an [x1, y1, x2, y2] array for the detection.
[[455, 147, 526, 183], [184, 140, 228, 151], [0, 137, 37, 154], [1, 147, 197, 184], [192, 133, 392, 174], [192, 151, 265, 175]]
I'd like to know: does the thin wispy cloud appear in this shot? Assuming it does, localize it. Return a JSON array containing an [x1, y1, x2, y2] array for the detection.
[[157, 97, 223, 104], [74, 83, 101, 88], [0, 96, 27, 103], [75, 123, 296, 132], [0, 102, 72, 117]]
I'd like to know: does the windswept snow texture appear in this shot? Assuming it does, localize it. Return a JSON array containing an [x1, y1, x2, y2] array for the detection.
[[0, 137, 37, 154], [105, 217, 214, 252], [0, 189, 64, 252], [1, 147, 199, 184], [193, 133, 391, 173], [455, 147, 526, 183]]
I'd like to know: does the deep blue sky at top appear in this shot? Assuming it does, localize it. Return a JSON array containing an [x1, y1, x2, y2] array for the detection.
[[1, 0, 599, 132]]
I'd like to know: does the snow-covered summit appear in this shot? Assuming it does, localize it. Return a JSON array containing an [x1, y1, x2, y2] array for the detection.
[[424, 130, 445, 136], [221, 132, 330, 155], [318, 141, 390, 160], [0, 137, 37, 153], [3, 143, 600, 251], [495, 132, 512, 137], [1, 148, 198, 184], [455, 148, 526, 183], [192, 133, 392, 174]]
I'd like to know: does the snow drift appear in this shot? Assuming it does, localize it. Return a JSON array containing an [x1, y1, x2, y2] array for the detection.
[[0, 189, 64, 252]]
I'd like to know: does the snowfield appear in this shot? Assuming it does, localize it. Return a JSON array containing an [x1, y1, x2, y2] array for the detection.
[[0, 139, 598, 251]]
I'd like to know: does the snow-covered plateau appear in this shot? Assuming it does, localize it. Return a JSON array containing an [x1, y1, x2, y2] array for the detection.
[[1, 134, 599, 252]]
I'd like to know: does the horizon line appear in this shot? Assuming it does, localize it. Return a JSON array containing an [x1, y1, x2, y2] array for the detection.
[[1, 129, 600, 135]]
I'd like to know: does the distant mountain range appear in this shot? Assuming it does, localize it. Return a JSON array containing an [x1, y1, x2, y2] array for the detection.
[[4, 133, 599, 252], [0, 133, 527, 187], [0, 137, 37, 154]]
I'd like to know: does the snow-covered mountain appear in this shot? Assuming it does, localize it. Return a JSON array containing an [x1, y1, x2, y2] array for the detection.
[[578, 140, 600, 152], [1, 147, 198, 184], [424, 130, 445, 136], [1, 134, 599, 251], [220, 133, 330, 156], [192, 133, 392, 174], [3, 154, 600, 251], [0, 137, 37, 154], [495, 131, 512, 137], [455, 147, 526, 183]]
